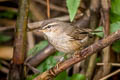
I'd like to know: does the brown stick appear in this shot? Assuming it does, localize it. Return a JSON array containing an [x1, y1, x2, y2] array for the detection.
[[101, 0, 111, 76], [0, 26, 14, 32], [8, 0, 29, 79], [27, 45, 56, 67], [33, 30, 120, 80], [100, 69, 120, 80], [97, 63, 120, 67], [46, 0, 50, 18], [34, 0, 68, 13], [86, 0, 100, 78]]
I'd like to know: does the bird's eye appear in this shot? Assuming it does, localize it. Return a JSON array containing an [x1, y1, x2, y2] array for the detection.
[[47, 25, 51, 28], [42, 25, 52, 30]]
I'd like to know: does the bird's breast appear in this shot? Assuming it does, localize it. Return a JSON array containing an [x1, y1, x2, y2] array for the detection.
[[44, 32, 80, 53]]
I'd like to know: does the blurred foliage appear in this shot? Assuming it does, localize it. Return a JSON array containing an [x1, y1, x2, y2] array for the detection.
[[66, 0, 81, 22], [27, 74, 38, 80], [111, 0, 120, 16], [36, 51, 64, 73], [27, 40, 48, 56], [112, 40, 120, 53], [54, 71, 69, 80], [96, 57, 101, 63], [0, 33, 12, 43], [110, 0, 120, 23], [110, 12, 120, 23], [0, 10, 17, 19], [71, 74, 86, 80]]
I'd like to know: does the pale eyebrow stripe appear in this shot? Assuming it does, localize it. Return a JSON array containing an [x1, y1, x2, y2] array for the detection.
[[47, 22, 58, 26], [43, 22, 58, 29]]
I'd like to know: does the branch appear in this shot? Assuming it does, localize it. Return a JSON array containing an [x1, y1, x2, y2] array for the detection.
[[8, 0, 29, 79], [0, 26, 14, 32], [100, 69, 120, 80], [101, 0, 111, 76], [26, 45, 56, 67], [34, 0, 68, 13], [97, 63, 120, 67], [33, 29, 120, 80]]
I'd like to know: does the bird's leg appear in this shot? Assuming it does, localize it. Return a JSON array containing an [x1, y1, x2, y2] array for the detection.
[[56, 53, 68, 69]]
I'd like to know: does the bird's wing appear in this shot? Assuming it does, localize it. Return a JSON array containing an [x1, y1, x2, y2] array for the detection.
[[67, 27, 93, 40]]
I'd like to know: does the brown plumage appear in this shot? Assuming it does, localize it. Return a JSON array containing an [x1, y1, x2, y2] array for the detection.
[[38, 19, 94, 54]]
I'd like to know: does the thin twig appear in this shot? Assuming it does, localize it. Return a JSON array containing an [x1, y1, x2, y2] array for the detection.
[[97, 63, 120, 67], [46, 0, 50, 18], [0, 6, 17, 12], [34, 0, 68, 13], [0, 66, 9, 74], [100, 69, 120, 80], [0, 26, 14, 32]]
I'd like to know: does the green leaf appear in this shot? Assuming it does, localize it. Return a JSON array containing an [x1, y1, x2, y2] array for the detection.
[[0, 34, 12, 43], [54, 71, 69, 80], [109, 22, 120, 53], [66, 0, 81, 22], [110, 12, 120, 23], [36, 50, 66, 74], [112, 40, 120, 53], [110, 22, 120, 33], [37, 54, 57, 73], [36, 51, 65, 73], [27, 40, 48, 56], [111, 0, 120, 16], [94, 26, 104, 38], [71, 74, 86, 80]]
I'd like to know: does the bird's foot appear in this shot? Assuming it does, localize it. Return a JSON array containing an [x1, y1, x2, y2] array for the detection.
[[72, 51, 80, 58], [56, 56, 65, 69]]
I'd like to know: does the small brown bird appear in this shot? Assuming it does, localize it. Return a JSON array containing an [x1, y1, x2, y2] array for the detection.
[[38, 19, 94, 56]]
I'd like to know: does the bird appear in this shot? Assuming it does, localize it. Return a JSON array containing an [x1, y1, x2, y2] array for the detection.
[[37, 19, 94, 58]]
